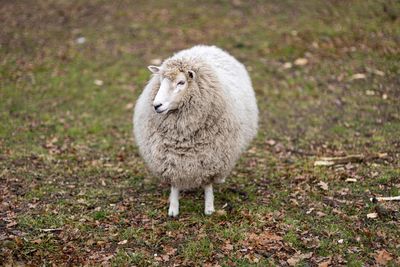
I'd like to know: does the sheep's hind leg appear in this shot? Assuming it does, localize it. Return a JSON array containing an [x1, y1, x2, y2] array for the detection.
[[168, 186, 179, 217], [204, 184, 215, 215]]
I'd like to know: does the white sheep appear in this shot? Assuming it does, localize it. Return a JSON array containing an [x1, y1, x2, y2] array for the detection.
[[133, 45, 258, 216]]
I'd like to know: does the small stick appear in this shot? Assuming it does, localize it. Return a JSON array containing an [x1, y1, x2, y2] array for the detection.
[[40, 228, 63, 232], [370, 196, 400, 202], [314, 153, 388, 166]]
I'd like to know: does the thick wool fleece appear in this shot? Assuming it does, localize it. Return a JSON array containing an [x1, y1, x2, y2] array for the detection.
[[133, 45, 258, 190]]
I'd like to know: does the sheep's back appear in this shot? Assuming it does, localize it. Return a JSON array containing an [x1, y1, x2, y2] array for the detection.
[[173, 45, 259, 151]]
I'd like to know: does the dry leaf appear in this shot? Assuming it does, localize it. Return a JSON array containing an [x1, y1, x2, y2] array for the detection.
[[318, 258, 332, 267], [6, 221, 18, 228], [371, 69, 385, 76], [163, 245, 177, 255], [222, 242, 234, 251], [32, 239, 42, 244], [294, 58, 308, 66], [161, 254, 170, 261], [125, 103, 134, 110], [117, 239, 128, 245], [94, 79, 104, 86], [367, 212, 378, 219], [350, 73, 366, 80], [282, 62, 292, 69], [345, 178, 357, 183], [262, 231, 283, 241], [366, 90, 375, 96], [318, 181, 329, 191], [374, 249, 393, 265], [76, 37, 86, 44], [266, 139, 276, 146], [287, 252, 313, 266], [150, 58, 162, 65]]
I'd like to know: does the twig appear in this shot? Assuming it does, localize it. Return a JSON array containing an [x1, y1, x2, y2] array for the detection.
[[314, 153, 388, 166], [370, 196, 400, 203], [40, 228, 63, 232]]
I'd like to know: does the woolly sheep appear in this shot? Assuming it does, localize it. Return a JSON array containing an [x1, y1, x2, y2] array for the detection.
[[133, 45, 258, 216]]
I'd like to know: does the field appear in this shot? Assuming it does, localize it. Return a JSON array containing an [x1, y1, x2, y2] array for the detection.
[[1, 0, 399, 266]]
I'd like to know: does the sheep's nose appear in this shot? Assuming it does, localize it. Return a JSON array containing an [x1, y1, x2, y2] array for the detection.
[[154, 103, 162, 111]]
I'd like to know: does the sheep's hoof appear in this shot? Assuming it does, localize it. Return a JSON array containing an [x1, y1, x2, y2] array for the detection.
[[168, 207, 179, 217], [204, 208, 215, 215]]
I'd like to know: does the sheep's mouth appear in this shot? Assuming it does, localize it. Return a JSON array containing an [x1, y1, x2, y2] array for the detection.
[[155, 108, 168, 114]]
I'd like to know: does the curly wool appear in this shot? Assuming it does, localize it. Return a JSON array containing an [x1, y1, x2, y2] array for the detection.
[[133, 46, 258, 190]]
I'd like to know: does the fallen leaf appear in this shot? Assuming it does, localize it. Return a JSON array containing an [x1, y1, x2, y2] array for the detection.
[[306, 208, 314, 214], [350, 73, 366, 80], [294, 58, 308, 66], [266, 139, 276, 146], [261, 231, 283, 241], [222, 242, 234, 251], [366, 90, 375, 96], [374, 249, 393, 265], [94, 79, 104, 86], [345, 178, 357, 183], [101, 255, 114, 262], [161, 254, 170, 261], [367, 212, 378, 219], [76, 37, 86, 44], [282, 62, 292, 69], [318, 258, 332, 267], [318, 181, 329, 191], [125, 103, 134, 110], [32, 239, 42, 244], [163, 245, 177, 255], [150, 58, 162, 65], [86, 239, 95, 246], [6, 221, 18, 228], [118, 239, 128, 245], [287, 252, 313, 266], [371, 69, 385, 76]]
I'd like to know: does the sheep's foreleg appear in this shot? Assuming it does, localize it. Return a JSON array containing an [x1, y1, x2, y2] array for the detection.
[[204, 184, 215, 215], [168, 186, 179, 217]]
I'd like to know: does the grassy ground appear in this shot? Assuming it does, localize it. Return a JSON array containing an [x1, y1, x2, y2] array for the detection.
[[1, 0, 399, 266]]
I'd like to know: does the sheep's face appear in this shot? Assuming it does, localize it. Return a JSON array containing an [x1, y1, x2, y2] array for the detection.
[[148, 65, 194, 114]]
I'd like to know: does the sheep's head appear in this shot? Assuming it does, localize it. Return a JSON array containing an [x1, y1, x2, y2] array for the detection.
[[148, 63, 195, 114]]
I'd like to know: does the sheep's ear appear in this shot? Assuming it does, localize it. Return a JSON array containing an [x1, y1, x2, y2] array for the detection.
[[188, 70, 195, 79], [148, 65, 160, 74]]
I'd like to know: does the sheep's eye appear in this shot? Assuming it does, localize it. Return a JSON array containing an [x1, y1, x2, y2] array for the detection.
[[177, 81, 185, 86]]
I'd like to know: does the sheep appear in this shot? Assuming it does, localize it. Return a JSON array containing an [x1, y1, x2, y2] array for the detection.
[[133, 45, 258, 217]]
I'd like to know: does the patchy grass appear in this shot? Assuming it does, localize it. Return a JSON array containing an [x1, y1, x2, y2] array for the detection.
[[1, 0, 400, 265]]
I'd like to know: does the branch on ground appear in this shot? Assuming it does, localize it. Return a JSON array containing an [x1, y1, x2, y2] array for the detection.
[[314, 153, 388, 166]]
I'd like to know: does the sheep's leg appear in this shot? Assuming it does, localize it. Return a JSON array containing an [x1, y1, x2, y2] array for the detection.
[[204, 184, 215, 215], [168, 186, 180, 217]]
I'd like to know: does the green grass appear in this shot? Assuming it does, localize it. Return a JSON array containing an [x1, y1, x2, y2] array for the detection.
[[1, 0, 400, 265]]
